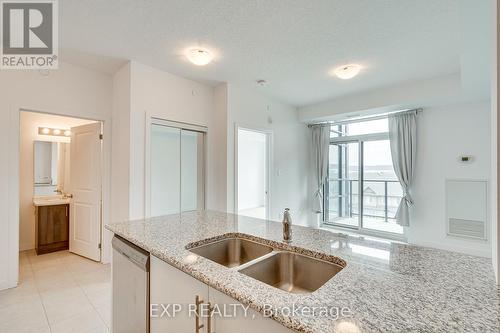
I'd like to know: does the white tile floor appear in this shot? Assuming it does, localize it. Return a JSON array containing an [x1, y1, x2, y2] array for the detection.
[[0, 250, 111, 333]]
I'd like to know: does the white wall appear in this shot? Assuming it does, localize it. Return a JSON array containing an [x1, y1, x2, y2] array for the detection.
[[226, 84, 310, 226], [110, 62, 131, 225], [19, 112, 96, 251], [0, 61, 113, 290], [209, 84, 228, 212], [299, 74, 465, 122], [492, 0, 499, 283], [126, 61, 217, 219], [409, 101, 491, 257]]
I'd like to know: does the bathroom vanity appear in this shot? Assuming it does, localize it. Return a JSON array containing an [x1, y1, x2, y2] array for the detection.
[[32, 140, 71, 255], [33, 197, 70, 255]]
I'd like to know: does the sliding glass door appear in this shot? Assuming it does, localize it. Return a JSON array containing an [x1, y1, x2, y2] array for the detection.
[[362, 140, 403, 234], [326, 142, 359, 228], [324, 119, 404, 236], [150, 121, 205, 217]]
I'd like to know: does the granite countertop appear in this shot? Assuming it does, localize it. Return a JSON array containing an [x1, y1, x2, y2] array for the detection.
[[106, 210, 499, 333]]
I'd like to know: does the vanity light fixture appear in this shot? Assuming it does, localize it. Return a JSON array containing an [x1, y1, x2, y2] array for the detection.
[[38, 127, 71, 137], [185, 47, 213, 66], [333, 64, 362, 80]]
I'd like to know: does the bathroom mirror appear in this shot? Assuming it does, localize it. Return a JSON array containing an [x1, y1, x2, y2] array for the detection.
[[33, 141, 69, 196]]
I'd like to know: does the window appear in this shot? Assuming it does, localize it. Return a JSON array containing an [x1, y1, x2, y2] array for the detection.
[[324, 118, 404, 236]]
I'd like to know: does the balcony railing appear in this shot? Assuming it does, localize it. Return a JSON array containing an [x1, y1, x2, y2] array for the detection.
[[327, 179, 401, 222]]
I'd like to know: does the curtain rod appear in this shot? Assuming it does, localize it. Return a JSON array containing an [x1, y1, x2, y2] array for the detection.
[[307, 108, 423, 128]]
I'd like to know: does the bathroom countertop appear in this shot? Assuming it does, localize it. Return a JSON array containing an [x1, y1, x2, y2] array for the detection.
[[33, 195, 71, 206], [106, 210, 499, 333]]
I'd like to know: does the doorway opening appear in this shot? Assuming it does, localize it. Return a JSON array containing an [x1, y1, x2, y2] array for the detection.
[[19, 111, 104, 262], [12, 110, 110, 332], [236, 127, 271, 219]]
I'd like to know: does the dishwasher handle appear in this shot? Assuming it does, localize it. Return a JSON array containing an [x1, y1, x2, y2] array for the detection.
[[112, 236, 150, 271]]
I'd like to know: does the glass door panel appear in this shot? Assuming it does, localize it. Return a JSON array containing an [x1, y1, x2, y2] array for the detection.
[[362, 140, 403, 234], [326, 142, 359, 228], [180, 130, 205, 212], [150, 125, 181, 217]]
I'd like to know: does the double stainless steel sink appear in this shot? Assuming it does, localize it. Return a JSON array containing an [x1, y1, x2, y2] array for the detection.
[[188, 237, 344, 293], [189, 237, 273, 268]]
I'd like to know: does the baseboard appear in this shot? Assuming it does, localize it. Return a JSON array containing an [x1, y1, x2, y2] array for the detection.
[[0, 278, 16, 291], [19, 243, 34, 252]]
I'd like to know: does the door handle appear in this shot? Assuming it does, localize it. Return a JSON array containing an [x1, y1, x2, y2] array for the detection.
[[207, 302, 214, 333], [195, 295, 204, 333]]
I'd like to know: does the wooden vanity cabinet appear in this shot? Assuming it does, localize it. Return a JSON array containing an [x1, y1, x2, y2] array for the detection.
[[35, 204, 69, 255]]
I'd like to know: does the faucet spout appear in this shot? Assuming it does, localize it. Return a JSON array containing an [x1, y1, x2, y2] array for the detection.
[[282, 208, 292, 242]]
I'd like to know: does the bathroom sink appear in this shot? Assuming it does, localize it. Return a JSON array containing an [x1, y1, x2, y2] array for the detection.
[[239, 252, 344, 293], [189, 237, 273, 268]]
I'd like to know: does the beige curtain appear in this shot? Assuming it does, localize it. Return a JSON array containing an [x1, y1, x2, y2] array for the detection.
[[388, 111, 417, 226], [311, 125, 330, 214]]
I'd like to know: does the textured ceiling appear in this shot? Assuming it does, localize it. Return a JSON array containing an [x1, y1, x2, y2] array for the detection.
[[59, 0, 463, 107]]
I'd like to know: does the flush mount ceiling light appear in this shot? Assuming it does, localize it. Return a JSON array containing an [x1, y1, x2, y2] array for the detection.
[[333, 64, 362, 80], [185, 48, 213, 66]]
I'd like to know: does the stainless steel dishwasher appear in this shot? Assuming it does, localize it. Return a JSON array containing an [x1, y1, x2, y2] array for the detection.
[[112, 235, 150, 333]]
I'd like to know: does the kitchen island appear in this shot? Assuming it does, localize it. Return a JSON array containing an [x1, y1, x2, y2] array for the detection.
[[106, 210, 499, 333]]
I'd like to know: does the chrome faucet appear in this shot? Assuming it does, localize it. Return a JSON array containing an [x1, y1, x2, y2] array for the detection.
[[282, 208, 292, 242]]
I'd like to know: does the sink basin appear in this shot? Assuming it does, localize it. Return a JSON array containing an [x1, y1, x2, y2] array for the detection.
[[239, 252, 344, 293], [189, 237, 273, 268]]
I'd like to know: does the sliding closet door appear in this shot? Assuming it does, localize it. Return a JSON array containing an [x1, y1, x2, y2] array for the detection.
[[150, 125, 181, 217], [149, 122, 206, 218], [181, 130, 205, 212]]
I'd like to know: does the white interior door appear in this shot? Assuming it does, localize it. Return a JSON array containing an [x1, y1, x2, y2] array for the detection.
[[69, 122, 102, 261]]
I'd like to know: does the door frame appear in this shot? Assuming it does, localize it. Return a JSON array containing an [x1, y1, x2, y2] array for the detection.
[[144, 116, 208, 219], [6, 107, 108, 290], [234, 124, 273, 220]]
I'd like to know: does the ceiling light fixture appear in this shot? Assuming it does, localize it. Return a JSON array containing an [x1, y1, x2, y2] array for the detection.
[[64, 130, 71, 136], [186, 47, 213, 66], [41, 127, 50, 134], [333, 64, 362, 80], [52, 129, 61, 135]]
